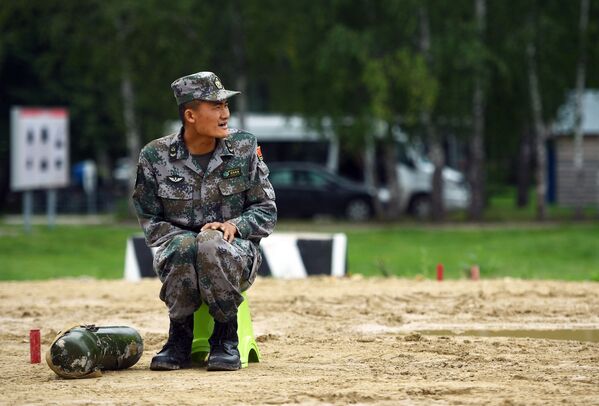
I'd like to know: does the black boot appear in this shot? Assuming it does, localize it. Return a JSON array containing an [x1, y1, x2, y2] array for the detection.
[[150, 314, 194, 371], [207, 317, 241, 371]]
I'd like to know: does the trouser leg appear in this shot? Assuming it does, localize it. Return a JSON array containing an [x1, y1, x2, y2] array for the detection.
[[195, 229, 252, 323], [154, 229, 254, 322], [154, 232, 202, 320]]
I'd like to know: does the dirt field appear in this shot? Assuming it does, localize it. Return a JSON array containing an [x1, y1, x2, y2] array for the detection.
[[1, 276, 598, 405]]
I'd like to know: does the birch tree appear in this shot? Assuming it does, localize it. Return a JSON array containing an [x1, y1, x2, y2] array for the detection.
[[113, 12, 141, 192], [469, 0, 487, 220], [573, 0, 590, 218], [526, 12, 548, 220], [418, 5, 445, 222]]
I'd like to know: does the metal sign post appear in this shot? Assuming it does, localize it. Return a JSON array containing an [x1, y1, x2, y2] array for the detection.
[[23, 191, 33, 234], [47, 189, 57, 228]]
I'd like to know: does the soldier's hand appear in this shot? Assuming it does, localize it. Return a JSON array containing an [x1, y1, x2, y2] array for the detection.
[[201, 221, 237, 243]]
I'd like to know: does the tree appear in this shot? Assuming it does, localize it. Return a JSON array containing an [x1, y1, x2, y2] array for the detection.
[[275, 1, 438, 219], [483, 0, 581, 218], [526, 6, 549, 220], [418, 5, 445, 222], [363, 49, 438, 219], [2, 0, 597, 220], [521, 0, 581, 220], [572, 0, 590, 219], [468, 0, 487, 220]]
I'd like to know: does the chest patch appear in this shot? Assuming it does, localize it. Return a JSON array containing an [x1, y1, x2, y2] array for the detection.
[[167, 175, 184, 183], [222, 167, 242, 179]]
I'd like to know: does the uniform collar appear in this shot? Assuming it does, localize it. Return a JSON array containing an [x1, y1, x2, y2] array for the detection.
[[168, 127, 188, 161], [204, 136, 234, 176], [169, 127, 235, 176], [168, 127, 235, 161]]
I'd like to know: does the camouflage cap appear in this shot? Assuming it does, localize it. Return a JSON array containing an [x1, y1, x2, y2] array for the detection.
[[171, 72, 240, 105]]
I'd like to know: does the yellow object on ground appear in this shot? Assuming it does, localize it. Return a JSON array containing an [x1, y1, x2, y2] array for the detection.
[[191, 292, 260, 367]]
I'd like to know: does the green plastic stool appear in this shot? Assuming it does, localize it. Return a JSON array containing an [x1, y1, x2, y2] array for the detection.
[[191, 292, 261, 368]]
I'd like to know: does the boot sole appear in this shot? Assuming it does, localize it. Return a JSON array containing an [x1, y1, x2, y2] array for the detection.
[[150, 359, 192, 371], [206, 361, 241, 371]]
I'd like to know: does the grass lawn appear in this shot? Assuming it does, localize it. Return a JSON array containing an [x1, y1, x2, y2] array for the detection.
[[343, 224, 599, 281], [0, 221, 597, 281], [0, 224, 140, 280]]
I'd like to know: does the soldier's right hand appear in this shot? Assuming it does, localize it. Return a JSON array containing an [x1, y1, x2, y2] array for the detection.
[[201, 221, 237, 243]]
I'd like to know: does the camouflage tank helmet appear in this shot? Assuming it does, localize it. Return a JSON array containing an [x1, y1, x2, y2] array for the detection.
[[171, 71, 240, 105], [46, 325, 144, 379]]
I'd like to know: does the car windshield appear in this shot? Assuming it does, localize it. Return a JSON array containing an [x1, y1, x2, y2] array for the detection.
[[296, 170, 328, 187], [269, 169, 294, 186], [270, 165, 363, 190]]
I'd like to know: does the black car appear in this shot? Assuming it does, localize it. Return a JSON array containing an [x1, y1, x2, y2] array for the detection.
[[267, 162, 375, 221]]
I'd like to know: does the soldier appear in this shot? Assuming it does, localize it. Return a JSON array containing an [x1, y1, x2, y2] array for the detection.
[[132, 71, 277, 371]]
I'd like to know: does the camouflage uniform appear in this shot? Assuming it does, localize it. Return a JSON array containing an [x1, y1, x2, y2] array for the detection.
[[132, 127, 277, 323]]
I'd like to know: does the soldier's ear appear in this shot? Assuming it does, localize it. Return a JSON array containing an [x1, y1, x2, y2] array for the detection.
[[184, 108, 196, 124]]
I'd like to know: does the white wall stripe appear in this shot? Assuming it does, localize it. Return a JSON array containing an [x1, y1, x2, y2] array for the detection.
[[260, 234, 308, 279], [331, 233, 347, 277], [124, 239, 140, 282]]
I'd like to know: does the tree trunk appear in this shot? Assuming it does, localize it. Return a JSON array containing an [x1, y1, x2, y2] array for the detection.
[[234, 75, 248, 129], [468, 0, 486, 221], [419, 6, 444, 221], [0, 150, 9, 212], [114, 15, 141, 197], [95, 146, 111, 185], [383, 124, 402, 219], [430, 139, 445, 221], [120, 66, 141, 186], [231, 0, 248, 129], [516, 128, 532, 207], [363, 136, 385, 218], [573, 0, 589, 219], [526, 31, 547, 220]]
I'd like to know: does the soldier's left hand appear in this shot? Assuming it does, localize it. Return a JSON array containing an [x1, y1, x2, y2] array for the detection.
[[201, 221, 237, 243]]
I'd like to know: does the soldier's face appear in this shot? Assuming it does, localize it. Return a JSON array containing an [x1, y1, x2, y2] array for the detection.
[[186, 100, 230, 139]]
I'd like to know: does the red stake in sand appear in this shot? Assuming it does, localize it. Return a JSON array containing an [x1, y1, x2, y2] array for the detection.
[[30, 329, 41, 363], [471, 265, 480, 281], [436, 264, 444, 281]]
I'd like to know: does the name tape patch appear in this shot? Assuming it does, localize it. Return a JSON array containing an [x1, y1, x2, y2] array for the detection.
[[222, 167, 242, 179]]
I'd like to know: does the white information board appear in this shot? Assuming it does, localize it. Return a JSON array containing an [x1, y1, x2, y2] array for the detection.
[[10, 107, 69, 191]]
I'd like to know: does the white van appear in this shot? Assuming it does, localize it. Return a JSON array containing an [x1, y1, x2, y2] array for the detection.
[[393, 141, 470, 218]]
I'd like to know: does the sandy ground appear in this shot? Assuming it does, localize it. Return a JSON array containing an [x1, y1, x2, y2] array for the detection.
[[1, 276, 598, 406]]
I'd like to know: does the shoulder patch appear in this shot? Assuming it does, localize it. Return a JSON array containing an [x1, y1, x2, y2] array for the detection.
[[256, 145, 263, 161]]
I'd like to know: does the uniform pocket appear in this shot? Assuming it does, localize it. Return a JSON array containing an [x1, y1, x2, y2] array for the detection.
[[218, 178, 250, 196], [157, 183, 194, 225], [218, 178, 249, 219]]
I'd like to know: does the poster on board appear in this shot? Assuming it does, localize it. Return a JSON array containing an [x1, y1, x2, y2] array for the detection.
[[10, 107, 69, 191]]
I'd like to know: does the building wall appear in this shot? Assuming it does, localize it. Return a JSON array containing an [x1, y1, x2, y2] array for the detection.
[[556, 136, 599, 206]]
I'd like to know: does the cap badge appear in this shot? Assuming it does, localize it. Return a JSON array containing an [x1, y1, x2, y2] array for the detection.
[[214, 78, 224, 90]]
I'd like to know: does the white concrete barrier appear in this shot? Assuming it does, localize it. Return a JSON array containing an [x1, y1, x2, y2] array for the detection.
[[123, 233, 347, 281]]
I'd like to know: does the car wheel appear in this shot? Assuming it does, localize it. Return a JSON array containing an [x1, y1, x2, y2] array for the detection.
[[409, 194, 431, 220], [345, 199, 371, 221]]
